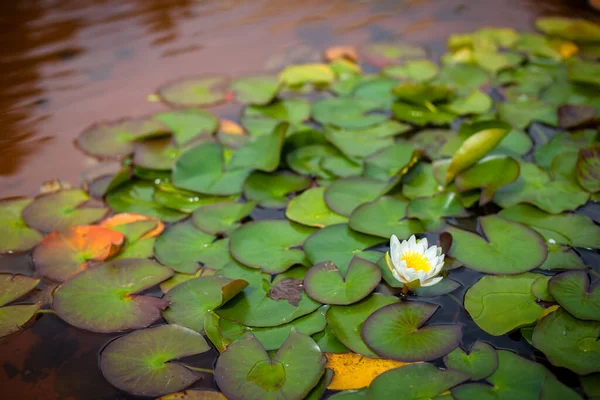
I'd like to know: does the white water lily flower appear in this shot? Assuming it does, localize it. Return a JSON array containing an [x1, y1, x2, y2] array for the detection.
[[385, 234, 445, 289]]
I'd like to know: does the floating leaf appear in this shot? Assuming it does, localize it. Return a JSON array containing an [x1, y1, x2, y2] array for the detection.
[[474, 50, 522, 74], [362, 41, 427, 66], [0, 303, 40, 338], [279, 63, 335, 87], [0, 274, 40, 338], [393, 82, 453, 105], [33, 225, 124, 282], [324, 121, 410, 159], [227, 123, 287, 172], [382, 59, 439, 82], [531, 276, 554, 302], [191, 201, 255, 236], [362, 302, 462, 361], [328, 390, 368, 399], [153, 109, 218, 146], [313, 98, 388, 129], [363, 141, 418, 181], [533, 308, 600, 375], [448, 215, 547, 274], [558, 104, 597, 129], [304, 223, 384, 270], [407, 192, 468, 232], [539, 243, 586, 271], [402, 163, 441, 199], [349, 196, 424, 239], [243, 171, 311, 209], [0, 198, 43, 253], [548, 271, 600, 321], [434, 64, 489, 94], [172, 142, 252, 196], [162, 276, 248, 332], [286, 187, 347, 228], [158, 390, 226, 400], [229, 220, 315, 274], [100, 212, 164, 240], [446, 90, 492, 115], [76, 118, 168, 158], [536, 17, 600, 42], [215, 330, 326, 400], [243, 99, 310, 133], [414, 278, 461, 297], [464, 273, 544, 336], [568, 59, 600, 86], [100, 324, 210, 397], [324, 178, 389, 216], [534, 131, 596, 169], [443, 341, 498, 380], [287, 144, 341, 179], [367, 362, 469, 400], [304, 257, 381, 305], [153, 182, 237, 213], [160, 268, 216, 293], [353, 78, 399, 108], [577, 146, 600, 193], [23, 190, 108, 233], [155, 220, 231, 273], [53, 259, 172, 332], [158, 76, 229, 107], [455, 156, 520, 205], [392, 102, 457, 126], [231, 75, 280, 105], [327, 294, 399, 357], [326, 352, 411, 390], [581, 374, 600, 400]]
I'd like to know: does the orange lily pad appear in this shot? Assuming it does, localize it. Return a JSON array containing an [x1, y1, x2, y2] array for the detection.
[[100, 213, 164, 240], [325, 352, 412, 390]]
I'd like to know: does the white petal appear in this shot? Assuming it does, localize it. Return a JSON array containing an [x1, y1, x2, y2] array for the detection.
[[418, 238, 428, 254], [401, 263, 418, 282], [390, 235, 401, 264], [421, 276, 443, 287], [436, 246, 443, 256], [392, 268, 407, 283], [407, 235, 417, 250], [424, 245, 437, 261]]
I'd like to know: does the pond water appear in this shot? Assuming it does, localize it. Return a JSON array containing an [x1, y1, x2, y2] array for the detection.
[[1, 0, 599, 399]]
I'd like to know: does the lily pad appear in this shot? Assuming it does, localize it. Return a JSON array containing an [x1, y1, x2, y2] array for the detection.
[[324, 121, 410, 159], [414, 278, 461, 297], [367, 362, 469, 400], [153, 182, 237, 213], [446, 215, 547, 274], [382, 59, 439, 82], [155, 220, 231, 274], [532, 308, 600, 375], [172, 142, 252, 196], [243, 171, 311, 209], [434, 64, 489, 94], [0, 303, 40, 338], [229, 220, 315, 274], [568, 59, 600, 86], [214, 330, 326, 400], [558, 104, 597, 130], [304, 223, 384, 271], [407, 192, 468, 232], [393, 82, 453, 105], [231, 75, 280, 105], [0, 198, 43, 253], [363, 141, 419, 181], [0, 274, 40, 338], [158, 76, 229, 107], [443, 341, 498, 380], [153, 109, 218, 146], [162, 276, 248, 332], [100, 213, 164, 259], [392, 102, 457, 126], [446, 90, 492, 115], [362, 302, 462, 361], [304, 257, 381, 305], [312, 98, 388, 129], [455, 156, 520, 204], [464, 273, 545, 336], [243, 99, 310, 132], [531, 276, 554, 302], [324, 178, 389, 216], [100, 324, 211, 397], [362, 41, 427, 65], [402, 163, 441, 199], [349, 196, 424, 239], [353, 78, 399, 108], [191, 201, 255, 236], [497, 99, 557, 129], [534, 131, 596, 170], [279, 63, 335, 87], [287, 144, 341, 179], [286, 187, 347, 228], [539, 243, 586, 271], [325, 352, 410, 391], [548, 271, 600, 321], [133, 137, 186, 170], [227, 123, 287, 172], [327, 294, 399, 357], [536, 17, 600, 42], [33, 225, 125, 282], [158, 391, 226, 400], [76, 118, 168, 158], [23, 189, 108, 233], [577, 146, 600, 193], [53, 259, 172, 332]]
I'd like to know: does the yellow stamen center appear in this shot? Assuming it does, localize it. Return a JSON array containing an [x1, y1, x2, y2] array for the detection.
[[401, 251, 431, 272]]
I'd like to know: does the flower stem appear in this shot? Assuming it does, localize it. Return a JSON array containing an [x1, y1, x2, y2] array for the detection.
[[402, 284, 409, 296], [180, 364, 214, 374]]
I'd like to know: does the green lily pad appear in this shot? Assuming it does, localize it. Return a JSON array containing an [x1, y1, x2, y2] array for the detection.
[[558, 104, 597, 130], [286, 187, 347, 228], [231, 75, 280, 105], [22, 189, 108, 233], [455, 156, 520, 205], [160, 267, 216, 293], [87, 167, 133, 199], [414, 278, 461, 297], [215, 330, 326, 400], [548, 271, 600, 321], [320, 153, 363, 178], [100, 324, 211, 397], [367, 362, 469, 400], [451, 349, 582, 400], [229, 220, 315, 274], [279, 63, 335, 87], [243, 99, 310, 133], [106, 181, 187, 222], [216, 262, 321, 327], [568, 59, 600, 86], [474, 50, 522, 74], [53, 259, 172, 332], [0, 198, 43, 253], [533, 308, 600, 375], [434, 64, 489, 95], [0, 303, 40, 338], [191, 201, 255, 236], [499, 204, 600, 248], [446, 90, 492, 115], [363, 141, 419, 181], [539, 243, 586, 271], [443, 341, 498, 380], [447, 215, 547, 274], [216, 306, 328, 351], [154, 220, 231, 273], [531, 275, 554, 302], [287, 144, 340, 179], [312, 325, 350, 353], [349, 196, 424, 239], [393, 82, 453, 105], [382, 59, 439, 82], [362, 41, 427, 65], [497, 99, 557, 129], [0, 274, 40, 306], [153, 109, 218, 146], [353, 78, 399, 108], [312, 98, 388, 129], [227, 123, 287, 172], [327, 294, 399, 357], [153, 182, 237, 213], [162, 276, 248, 332], [304, 257, 381, 305], [133, 137, 185, 170], [76, 118, 168, 158], [362, 302, 462, 361], [324, 178, 389, 216], [324, 121, 410, 159], [577, 146, 600, 193], [536, 17, 600, 41], [158, 390, 226, 400], [534, 131, 596, 170], [464, 273, 545, 336], [409, 129, 460, 160], [172, 142, 252, 196], [243, 171, 311, 209], [304, 223, 384, 271], [158, 76, 229, 107], [392, 102, 457, 126], [407, 192, 468, 232], [0, 274, 40, 338], [402, 163, 442, 199]]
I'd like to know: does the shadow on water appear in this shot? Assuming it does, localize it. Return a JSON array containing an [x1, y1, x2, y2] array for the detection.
[[1, 0, 599, 398]]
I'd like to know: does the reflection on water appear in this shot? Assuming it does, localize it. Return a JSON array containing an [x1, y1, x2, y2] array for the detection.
[[0, 0, 599, 398]]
